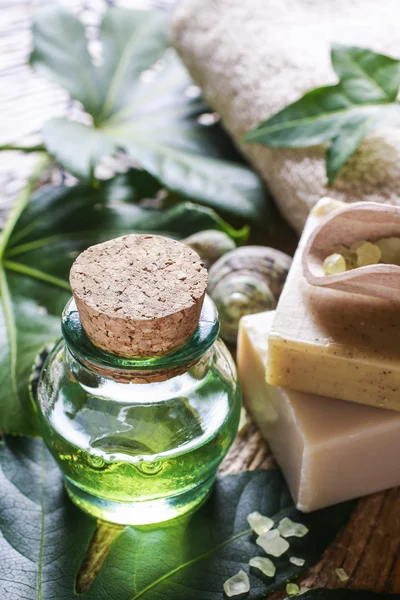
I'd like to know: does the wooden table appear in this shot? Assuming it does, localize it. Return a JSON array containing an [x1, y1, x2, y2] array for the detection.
[[1, 1, 400, 596]]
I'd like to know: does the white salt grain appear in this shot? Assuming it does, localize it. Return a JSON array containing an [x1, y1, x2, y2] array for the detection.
[[278, 517, 309, 538], [249, 556, 276, 577], [256, 529, 289, 557], [247, 511, 274, 535], [336, 567, 349, 582], [223, 570, 250, 597]]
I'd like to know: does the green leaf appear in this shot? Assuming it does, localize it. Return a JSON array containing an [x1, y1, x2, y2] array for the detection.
[[30, 6, 268, 224], [244, 43, 400, 183], [30, 5, 101, 118], [43, 120, 117, 183], [0, 436, 96, 599], [96, 9, 169, 122], [326, 114, 372, 185], [331, 44, 400, 102], [86, 470, 355, 600], [0, 437, 355, 600], [0, 167, 246, 436]]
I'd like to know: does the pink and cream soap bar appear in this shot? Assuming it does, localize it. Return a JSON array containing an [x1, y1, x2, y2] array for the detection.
[[238, 310, 400, 512]]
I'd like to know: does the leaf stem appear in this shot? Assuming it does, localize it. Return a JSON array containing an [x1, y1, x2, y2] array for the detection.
[[98, 16, 165, 122], [5, 230, 129, 258], [131, 528, 253, 600], [0, 154, 51, 259], [0, 143, 46, 153], [3, 261, 70, 291], [0, 156, 50, 419], [0, 267, 18, 407], [131, 505, 294, 600]]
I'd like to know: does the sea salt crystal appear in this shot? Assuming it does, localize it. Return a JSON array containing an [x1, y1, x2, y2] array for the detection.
[[278, 517, 309, 538], [256, 529, 289, 557], [249, 556, 276, 577], [336, 567, 349, 582], [223, 570, 250, 597], [247, 511, 274, 535]]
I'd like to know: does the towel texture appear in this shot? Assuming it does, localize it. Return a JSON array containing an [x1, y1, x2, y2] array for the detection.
[[171, 0, 400, 232]]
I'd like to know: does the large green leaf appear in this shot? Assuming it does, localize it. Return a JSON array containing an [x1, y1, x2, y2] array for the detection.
[[0, 166, 246, 436], [244, 44, 400, 184], [87, 470, 355, 600], [0, 436, 355, 600], [30, 6, 268, 224], [0, 437, 96, 599]]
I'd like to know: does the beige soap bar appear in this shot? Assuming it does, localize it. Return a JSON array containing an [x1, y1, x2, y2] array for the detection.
[[267, 198, 400, 411], [238, 310, 400, 511]]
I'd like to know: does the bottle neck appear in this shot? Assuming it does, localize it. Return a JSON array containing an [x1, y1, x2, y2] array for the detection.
[[61, 295, 219, 384]]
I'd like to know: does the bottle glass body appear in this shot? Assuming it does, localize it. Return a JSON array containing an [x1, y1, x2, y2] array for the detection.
[[36, 296, 241, 525]]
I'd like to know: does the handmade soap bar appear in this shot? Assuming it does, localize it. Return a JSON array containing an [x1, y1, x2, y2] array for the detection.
[[267, 198, 400, 411], [238, 311, 400, 511]]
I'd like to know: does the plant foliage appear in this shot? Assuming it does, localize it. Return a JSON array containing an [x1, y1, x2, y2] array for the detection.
[[0, 437, 355, 600], [29, 5, 269, 223], [244, 44, 400, 184], [0, 166, 246, 436]]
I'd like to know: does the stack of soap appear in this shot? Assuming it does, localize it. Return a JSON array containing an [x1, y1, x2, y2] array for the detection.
[[237, 198, 400, 511], [238, 311, 400, 512]]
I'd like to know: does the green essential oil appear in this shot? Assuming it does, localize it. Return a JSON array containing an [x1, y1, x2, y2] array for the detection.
[[36, 296, 241, 525]]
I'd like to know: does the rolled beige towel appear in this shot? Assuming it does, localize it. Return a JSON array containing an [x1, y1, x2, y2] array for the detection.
[[170, 0, 400, 233]]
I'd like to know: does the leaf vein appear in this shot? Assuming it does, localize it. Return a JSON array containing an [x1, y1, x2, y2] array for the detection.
[[4, 261, 70, 292], [99, 16, 162, 121], [0, 267, 19, 409], [245, 100, 392, 139], [37, 444, 46, 600], [340, 52, 391, 100]]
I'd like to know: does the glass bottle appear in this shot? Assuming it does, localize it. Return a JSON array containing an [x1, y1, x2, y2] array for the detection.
[[35, 234, 241, 525]]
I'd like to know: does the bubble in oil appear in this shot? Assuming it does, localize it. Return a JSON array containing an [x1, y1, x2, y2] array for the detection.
[[136, 458, 163, 475], [87, 454, 106, 469]]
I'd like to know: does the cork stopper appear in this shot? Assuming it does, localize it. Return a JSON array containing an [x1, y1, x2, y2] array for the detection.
[[69, 234, 208, 357]]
